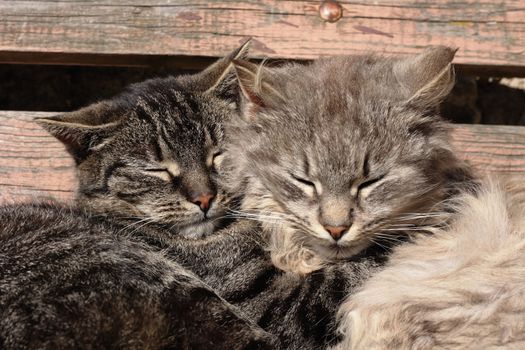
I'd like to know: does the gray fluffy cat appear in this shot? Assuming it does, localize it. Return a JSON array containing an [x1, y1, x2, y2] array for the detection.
[[225, 46, 475, 275], [224, 47, 525, 349], [169, 47, 478, 349]]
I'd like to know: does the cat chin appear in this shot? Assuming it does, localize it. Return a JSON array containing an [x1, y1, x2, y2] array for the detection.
[[157, 203, 227, 239], [177, 220, 217, 239], [310, 238, 370, 260]]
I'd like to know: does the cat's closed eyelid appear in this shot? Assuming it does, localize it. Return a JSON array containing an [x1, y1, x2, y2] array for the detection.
[[143, 168, 172, 182], [143, 160, 180, 181], [289, 173, 322, 196], [290, 174, 315, 187], [143, 167, 168, 172], [160, 161, 181, 177], [351, 175, 386, 197], [358, 176, 384, 190], [208, 151, 224, 168]]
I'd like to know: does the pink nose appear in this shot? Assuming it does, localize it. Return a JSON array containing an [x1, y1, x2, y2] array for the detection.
[[189, 192, 215, 212], [323, 225, 349, 241]]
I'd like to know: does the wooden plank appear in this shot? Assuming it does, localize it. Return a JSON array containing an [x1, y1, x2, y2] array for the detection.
[[1, 111, 525, 203], [451, 124, 525, 173], [0, 111, 77, 203], [0, 1, 523, 71]]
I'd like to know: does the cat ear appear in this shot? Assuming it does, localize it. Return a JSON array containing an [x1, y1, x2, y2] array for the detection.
[[394, 46, 457, 109], [232, 59, 284, 109], [35, 101, 123, 162], [179, 39, 251, 99]]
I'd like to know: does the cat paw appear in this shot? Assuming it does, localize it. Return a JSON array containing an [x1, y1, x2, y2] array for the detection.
[[270, 246, 325, 276]]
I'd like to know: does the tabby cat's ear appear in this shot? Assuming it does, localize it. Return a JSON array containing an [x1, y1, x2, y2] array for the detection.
[[393, 46, 457, 109], [232, 59, 284, 110], [180, 39, 251, 100], [35, 101, 123, 162]]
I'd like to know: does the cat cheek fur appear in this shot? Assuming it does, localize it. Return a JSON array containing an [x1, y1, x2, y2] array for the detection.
[[287, 201, 329, 240]]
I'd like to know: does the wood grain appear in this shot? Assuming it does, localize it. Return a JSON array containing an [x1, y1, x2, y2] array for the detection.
[[452, 124, 525, 173], [1, 111, 524, 203], [0, 111, 77, 203], [0, 1, 523, 70]]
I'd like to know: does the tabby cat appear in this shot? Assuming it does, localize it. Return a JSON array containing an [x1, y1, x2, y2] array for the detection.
[[0, 43, 276, 350], [0, 203, 273, 350], [225, 46, 475, 275]]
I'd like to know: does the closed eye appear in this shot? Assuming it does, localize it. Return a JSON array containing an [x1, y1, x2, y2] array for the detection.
[[144, 167, 169, 173], [211, 151, 224, 168], [212, 151, 223, 160], [143, 167, 175, 182], [290, 173, 316, 188], [357, 176, 384, 192]]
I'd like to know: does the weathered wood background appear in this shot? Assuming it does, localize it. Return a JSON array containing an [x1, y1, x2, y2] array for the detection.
[[0, 112, 76, 202], [1, 0, 524, 72], [1, 111, 525, 203], [1, 1, 524, 202]]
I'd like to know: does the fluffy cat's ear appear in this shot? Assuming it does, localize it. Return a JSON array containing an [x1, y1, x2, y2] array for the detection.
[[232, 59, 284, 110], [394, 46, 457, 109], [179, 39, 251, 100], [35, 101, 123, 162]]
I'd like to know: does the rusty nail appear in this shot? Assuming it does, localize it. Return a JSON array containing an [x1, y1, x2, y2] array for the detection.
[[319, 0, 343, 23]]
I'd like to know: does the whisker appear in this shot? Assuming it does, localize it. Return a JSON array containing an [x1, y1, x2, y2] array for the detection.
[[367, 236, 392, 252], [118, 217, 157, 236]]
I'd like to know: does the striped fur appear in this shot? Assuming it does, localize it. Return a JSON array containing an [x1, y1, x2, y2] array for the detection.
[[157, 220, 384, 349], [0, 203, 273, 350], [0, 42, 377, 350], [37, 78, 236, 240], [0, 43, 276, 349]]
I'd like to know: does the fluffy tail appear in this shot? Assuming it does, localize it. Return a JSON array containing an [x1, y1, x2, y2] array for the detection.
[[334, 177, 525, 350]]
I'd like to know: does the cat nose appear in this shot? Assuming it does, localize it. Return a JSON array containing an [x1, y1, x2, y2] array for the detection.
[[323, 225, 349, 241], [189, 192, 215, 212]]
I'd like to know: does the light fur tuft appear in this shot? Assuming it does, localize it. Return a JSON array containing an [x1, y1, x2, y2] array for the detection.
[[334, 177, 525, 349], [268, 227, 325, 275]]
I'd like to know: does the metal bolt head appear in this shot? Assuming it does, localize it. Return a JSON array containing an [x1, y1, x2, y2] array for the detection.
[[319, 0, 343, 23]]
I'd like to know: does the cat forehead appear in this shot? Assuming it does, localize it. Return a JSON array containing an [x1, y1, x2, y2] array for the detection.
[[122, 90, 223, 137], [250, 111, 426, 179], [96, 102, 222, 164], [272, 56, 405, 120]]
